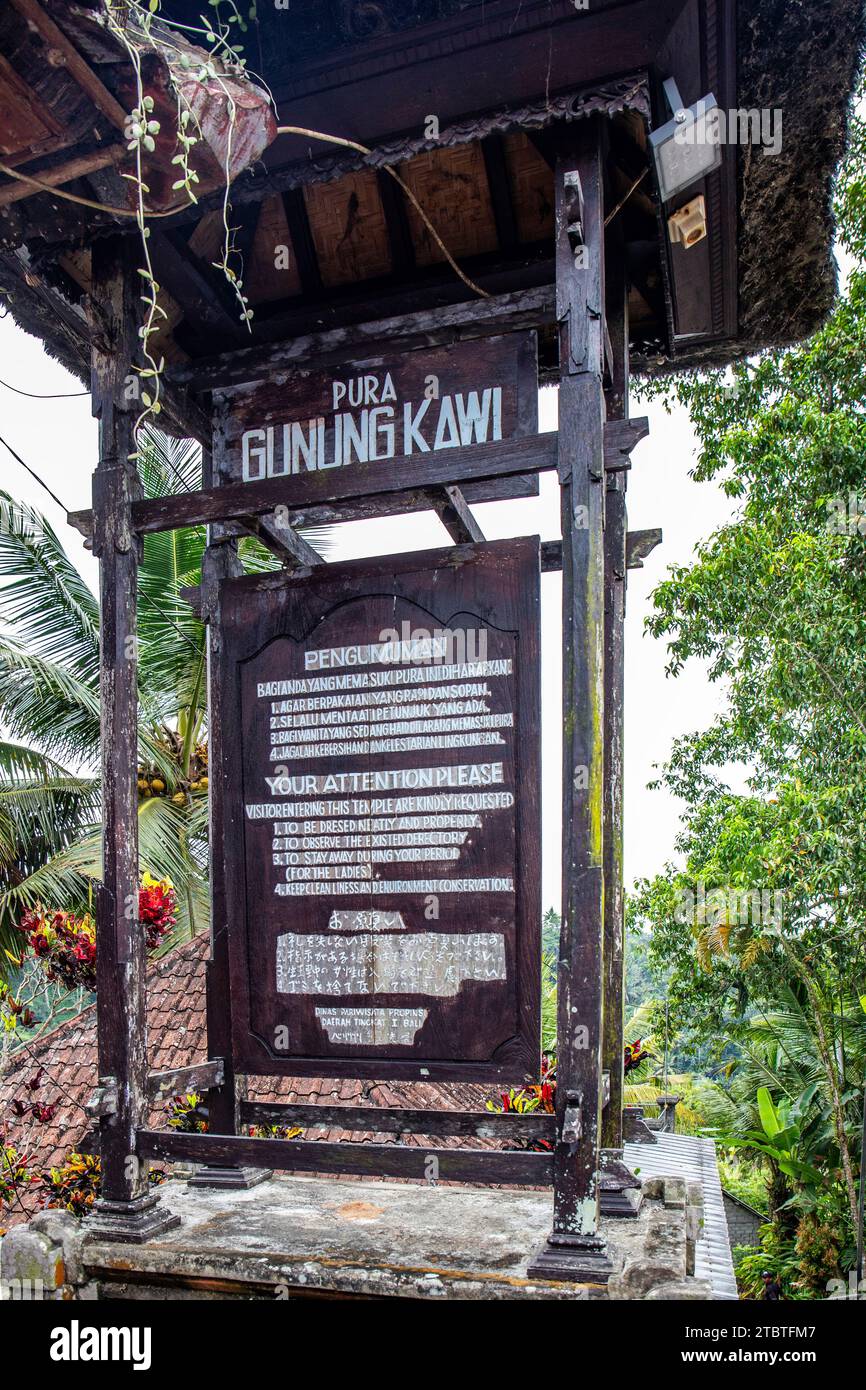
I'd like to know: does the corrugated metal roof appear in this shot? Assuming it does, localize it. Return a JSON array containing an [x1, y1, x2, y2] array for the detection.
[[624, 1132, 739, 1301]]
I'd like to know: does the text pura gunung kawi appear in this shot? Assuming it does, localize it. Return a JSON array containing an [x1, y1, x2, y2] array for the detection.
[[214, 332, 538, 485]]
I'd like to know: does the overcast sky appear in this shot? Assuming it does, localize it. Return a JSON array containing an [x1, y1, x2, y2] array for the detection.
[[0, 311, 737, 910]]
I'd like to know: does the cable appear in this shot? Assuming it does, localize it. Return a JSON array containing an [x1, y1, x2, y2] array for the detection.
[[0, 376, 88, 399], [0, 432, 70, 513], [0, 435, 202, 655], [138, 588, 203, 655]]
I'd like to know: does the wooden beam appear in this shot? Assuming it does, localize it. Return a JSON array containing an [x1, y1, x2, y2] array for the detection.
[[8, 0, 129, 132], [147, 1059, 225, 1103], [603, 416, 650, 471], [428, 484, 485, 544], [601, 234, 630, 1165], [377, 169, 416, 276], [156, 378, 211, 447], [229, 515, 325, 568], [148, 233, 244, 341], [0, 143, 125, 207], [230, 200, 261, 281], [542, 530, 665, 575], [68, 433, 558, 539], [281, 187, 324, 297], [200, 490, 247, 1155], [529, 123, 611, 1283], [167, 287, 555, 392], [481, 133, 520, 253], [87, 236, 177, 1240], [136, 1129, 553, 1186], [70, 472, 539, 543], [238, 1101, 555, 1141]]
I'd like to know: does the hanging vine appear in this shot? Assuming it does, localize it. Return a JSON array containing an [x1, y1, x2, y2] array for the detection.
[[0, 1, 488, 460]]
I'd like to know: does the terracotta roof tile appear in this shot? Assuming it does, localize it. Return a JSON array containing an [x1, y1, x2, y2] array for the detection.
[[1, 931, 517, 1228]]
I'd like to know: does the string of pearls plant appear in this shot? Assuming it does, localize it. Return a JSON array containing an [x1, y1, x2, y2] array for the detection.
[[101, 0, 261, 456]]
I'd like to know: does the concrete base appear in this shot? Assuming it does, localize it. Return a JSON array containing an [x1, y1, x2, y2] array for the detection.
[[187, 1165, 273, 1190], [55, 1171, 714, 1300]]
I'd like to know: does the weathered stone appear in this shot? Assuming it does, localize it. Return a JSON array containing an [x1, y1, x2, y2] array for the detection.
[[662, 1176, 686, 1209], [1, 1224, 65, 1298], [9, 1170, 714, 1301], [685, 1183, 704, 1276], [640, 1175, 665, 1199], [645, 1278, 714, 1300], [28, 1210, 85, 1284]]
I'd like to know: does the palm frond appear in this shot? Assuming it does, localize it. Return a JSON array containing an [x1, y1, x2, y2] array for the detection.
[[0, 491, 99, 684], [0, 640, 101, 766]]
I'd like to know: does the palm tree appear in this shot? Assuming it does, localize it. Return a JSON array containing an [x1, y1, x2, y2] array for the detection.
[[0, 426, 327, 975]]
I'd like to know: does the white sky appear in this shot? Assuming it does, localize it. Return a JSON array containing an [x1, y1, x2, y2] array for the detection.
[[0, 311, 737, 910]]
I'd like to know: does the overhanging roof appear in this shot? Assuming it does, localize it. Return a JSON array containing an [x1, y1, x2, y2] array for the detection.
[[0, 0, 862, 394]]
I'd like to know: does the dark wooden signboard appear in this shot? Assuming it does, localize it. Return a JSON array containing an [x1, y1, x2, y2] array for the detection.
[[218, 538, 541, 1082], [213, 331, 538, 484]]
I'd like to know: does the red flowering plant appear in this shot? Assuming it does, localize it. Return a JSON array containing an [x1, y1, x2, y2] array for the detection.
[[487, 1040, 655, 1151], [486, 1054, 557, 1151], [17, 908, 96, 991], [17, 874, 177, 992]]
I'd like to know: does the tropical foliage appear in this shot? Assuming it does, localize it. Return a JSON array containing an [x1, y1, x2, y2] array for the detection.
[[0, 425, 328, 985], [628, 84, 866, 1293]]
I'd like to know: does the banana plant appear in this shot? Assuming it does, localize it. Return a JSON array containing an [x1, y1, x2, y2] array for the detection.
[[726, 1086, 823, 1190]]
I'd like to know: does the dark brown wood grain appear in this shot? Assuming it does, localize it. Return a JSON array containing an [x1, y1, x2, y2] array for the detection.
[[89, 237, 149, 1210], [167, 288, 554, 392], [212, 330, 538, 484], [68, 432, 557, 539], [238, 1100, 555, 1141], [216, 539, 541, 1083], [551, 124, 607, 1244], [137, 1130, 552, 1185], [147, 1059, 225, 1102], [601, 240, 630, 1154]]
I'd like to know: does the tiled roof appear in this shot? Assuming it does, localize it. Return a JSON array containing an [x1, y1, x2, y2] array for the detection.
[[0, 932, 508, 1224], [3, 936, 737, 1301]]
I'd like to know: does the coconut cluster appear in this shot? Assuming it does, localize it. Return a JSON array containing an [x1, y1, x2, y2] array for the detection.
[[137, 735, 208, 802]]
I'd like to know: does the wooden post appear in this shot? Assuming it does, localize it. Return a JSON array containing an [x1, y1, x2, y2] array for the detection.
[[528, 120, 612, 1281], [191, 453, 271, 1189], [87, 236, 179, 1241], [599, 236, 643, 1216], [601, 243, 629, 1157]]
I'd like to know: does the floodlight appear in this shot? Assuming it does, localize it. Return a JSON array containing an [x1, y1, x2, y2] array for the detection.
[[649, 78, 723, 203]]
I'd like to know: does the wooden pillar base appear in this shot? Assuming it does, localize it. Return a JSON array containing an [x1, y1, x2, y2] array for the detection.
[[85, 1192, 181, 1244], [188, 1164, 273, 1189], [527, 1233, 615, 1283]]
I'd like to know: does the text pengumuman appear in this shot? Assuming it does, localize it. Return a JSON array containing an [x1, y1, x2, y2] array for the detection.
[[240, 372, 504, 480]]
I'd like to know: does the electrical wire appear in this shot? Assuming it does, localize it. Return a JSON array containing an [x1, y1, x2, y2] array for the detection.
[[0, 431, 70, 513], [0, 435, 204, 654], [0, 375, 88, 399]]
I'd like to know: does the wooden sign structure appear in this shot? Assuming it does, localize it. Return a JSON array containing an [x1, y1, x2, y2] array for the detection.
[[84, 118, 652, 1280], [213, 330, 539, 484], [219, 540, 540, 1082]]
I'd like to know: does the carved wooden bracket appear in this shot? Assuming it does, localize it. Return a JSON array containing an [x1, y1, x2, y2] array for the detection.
[[626, 527, 663, 569]]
